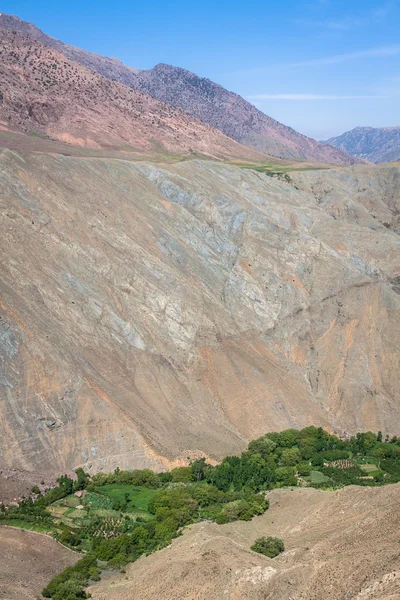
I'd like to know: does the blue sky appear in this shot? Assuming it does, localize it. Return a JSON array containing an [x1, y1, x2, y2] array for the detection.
[[2, 0, 399, 139]]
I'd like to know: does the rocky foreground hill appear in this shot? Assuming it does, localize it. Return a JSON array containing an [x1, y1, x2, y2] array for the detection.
[[0, 13, 361, 165], [91, 485, 400, 600], [2, 485, 399, 599], [0, 148, 399, 475], [326, 126, 400, 164]]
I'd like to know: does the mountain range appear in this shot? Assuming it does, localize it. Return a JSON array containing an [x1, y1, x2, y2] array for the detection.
[[325, 126, 400, 164], [1, 13, 400, 600], [0, 13, 360, 165]]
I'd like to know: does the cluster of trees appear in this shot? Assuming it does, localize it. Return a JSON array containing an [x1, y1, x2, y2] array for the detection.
[[200, 427, 350, 492], [42, 555, 100, 600], [90, 468, 160, 489], [2, 427, 399, 600], [0, 468, 90, 526]]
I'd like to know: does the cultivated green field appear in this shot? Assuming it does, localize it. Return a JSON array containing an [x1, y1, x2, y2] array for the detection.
[[307, 471, 332, 484], [95, 484, 156, 515]]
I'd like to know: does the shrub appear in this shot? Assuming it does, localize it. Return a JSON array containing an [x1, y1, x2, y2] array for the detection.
[[251, 536, 285, 558], [148, 488, 198, 517]]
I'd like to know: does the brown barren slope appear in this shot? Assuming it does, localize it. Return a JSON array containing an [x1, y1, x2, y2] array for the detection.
[[0, 149, 399, 476], [91, 484, 400, 600], [0, 29, 267, 161], [0, 527, 78, 600]]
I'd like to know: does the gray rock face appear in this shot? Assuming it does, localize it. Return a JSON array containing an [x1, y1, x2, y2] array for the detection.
[[0, 151, 399, 475], [325, 126, 400, 164]]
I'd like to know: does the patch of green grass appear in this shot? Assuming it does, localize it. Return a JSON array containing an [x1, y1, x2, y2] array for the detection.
[[1, 520, 55, 534], [94, 484, 156, 514], [360, 463, 379, 472], [307, 470, 332, 484], [354, 455, 379, 466], [27, 130, 51, 140], [360, 464, 382, 477], [228, 161, 329, 175]]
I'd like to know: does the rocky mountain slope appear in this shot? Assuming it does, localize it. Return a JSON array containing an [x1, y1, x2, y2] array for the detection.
[[325, 126, 400, 163], [91, 485, 400, 600], [0, 13, 361, 165], [0, 12, 141, 88], [133, 63, 361, 165], [0, 148, 399, 475], [0, 29, 266, 160]]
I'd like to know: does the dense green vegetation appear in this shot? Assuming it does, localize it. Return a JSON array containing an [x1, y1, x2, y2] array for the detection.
[[251, 536, 285, 558], [1, 427, 399, 599]]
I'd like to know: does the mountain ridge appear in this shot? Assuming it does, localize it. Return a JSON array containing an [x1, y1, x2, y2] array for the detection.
[[0, 28, 268, 160], [0, 13, 361, 165], [325, 125, 400, 163], [134, 62, 361, 164]]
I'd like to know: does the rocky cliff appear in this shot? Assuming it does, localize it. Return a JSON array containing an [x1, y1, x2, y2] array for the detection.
[[0, 150, 399, 475]]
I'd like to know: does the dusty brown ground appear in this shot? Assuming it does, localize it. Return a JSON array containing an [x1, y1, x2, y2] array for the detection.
[[0, 470, 59, 505], [0, 527, 78, 600], [91, 484, 400, 600]]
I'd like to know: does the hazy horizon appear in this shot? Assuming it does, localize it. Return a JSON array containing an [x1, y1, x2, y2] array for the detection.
[[2, 0, 399, 140]]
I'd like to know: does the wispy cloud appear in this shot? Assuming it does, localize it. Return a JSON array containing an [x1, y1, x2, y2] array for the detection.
[[235, 45, 400, 75], [294, 17, 363, 30], [295, 1, 397, 30], [284, 45, 400, 68], [247, 94, 386, 101]]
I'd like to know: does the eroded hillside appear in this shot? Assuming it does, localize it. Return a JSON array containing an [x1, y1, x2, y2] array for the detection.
[[0, 151, 399, 475], [90, 484, 400, 600]]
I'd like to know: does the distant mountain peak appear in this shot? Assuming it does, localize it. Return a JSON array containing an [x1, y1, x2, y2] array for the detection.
[[326, 126, 400, 163]]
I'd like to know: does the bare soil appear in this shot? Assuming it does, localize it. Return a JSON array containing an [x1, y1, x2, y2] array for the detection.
[[0, 527, 78, 600]]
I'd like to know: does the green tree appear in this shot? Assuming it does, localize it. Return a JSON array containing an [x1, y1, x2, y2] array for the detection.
[[297, 463, 312, 476], [280, 447, 301, 466], [75, 468, 89, 491], [169, 466, 193, 483], [191, 458, 207, 481], [247, 436, 277, 458]]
